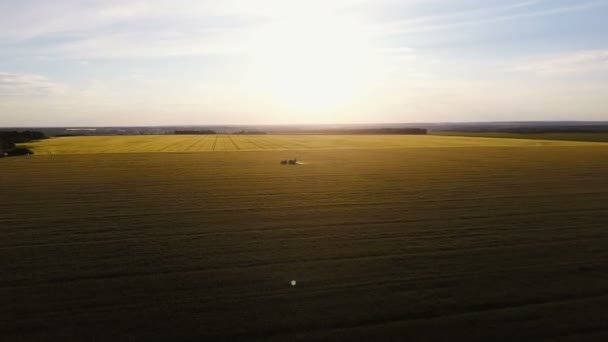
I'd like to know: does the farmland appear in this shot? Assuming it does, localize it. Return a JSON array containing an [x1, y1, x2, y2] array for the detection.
[[21, 134, 606, 154], [433, 131, 608, 143], [2, 136, 608, 341]]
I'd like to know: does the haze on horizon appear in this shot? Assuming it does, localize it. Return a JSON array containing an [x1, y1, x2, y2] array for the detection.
[[1, 0, 607, 127]]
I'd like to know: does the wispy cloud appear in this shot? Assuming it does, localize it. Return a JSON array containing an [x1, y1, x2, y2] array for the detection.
[[44, 30, 249, 59], [0, 0, 262, 58], [513, 50, 608, 75], [0, 72, 66, 96], [0, 0, 371, 41], [0, 0, 427, 60], [2, 0, 604, 60], [381, 0, 606, 35]]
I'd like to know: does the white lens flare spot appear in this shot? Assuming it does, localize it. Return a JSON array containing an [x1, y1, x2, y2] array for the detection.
[[291, 280, 297, 286]]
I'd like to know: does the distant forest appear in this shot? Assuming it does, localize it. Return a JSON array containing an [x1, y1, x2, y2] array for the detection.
[[0, 131, 44, 156], [175, 130, 268, 135], [324, 128, 428, 135], [445, 126, 608, 133], [233, 130, 267, 135], [4, 122, 608, 138], [174, 130, 217, 135]]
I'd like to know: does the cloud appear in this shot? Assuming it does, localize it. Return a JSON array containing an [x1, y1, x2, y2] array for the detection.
[[0, 0, 404, 59], [44, 30, 248, 59], [512, 50, 608, 75], [1, 0, 606, 58], [0, 0, 372, 41], [0, 72, 66, 96], [3, 0, 603, 60], [380, 0, 606, 35]]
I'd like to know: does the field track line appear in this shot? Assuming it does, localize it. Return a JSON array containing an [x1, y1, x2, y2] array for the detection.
[[158, 137, 193, 152], [185, 136, 208, 152], [252, 136, 289, 150], [263, 137, 288, 150], [130, 139, 169, 152], [197, 136, 212, 150], [211, 136, 218, 151], [130, 136, 197, 152], [228, 136, 240, 150], [280, 136, 311, 149], [245, 138, 266, 150], [99, 145, 124, 153], [251, 137, 276, 149], [184, 136, 202, 151], [98, 140, 133, 153]]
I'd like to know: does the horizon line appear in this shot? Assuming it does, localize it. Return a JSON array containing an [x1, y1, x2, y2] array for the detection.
[[2, 120, 608, 129]]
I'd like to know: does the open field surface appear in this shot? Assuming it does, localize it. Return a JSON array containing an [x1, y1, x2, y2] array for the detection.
[[3, 144, 608, 340], [434, 131, 608, 142], [21, 134, 607, 154]]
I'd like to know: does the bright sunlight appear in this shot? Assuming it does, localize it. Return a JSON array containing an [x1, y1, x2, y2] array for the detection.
[[248, 13, 381, 113]]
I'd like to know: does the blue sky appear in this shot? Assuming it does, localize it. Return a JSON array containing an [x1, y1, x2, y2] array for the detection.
[[1, 0, 607, 126]]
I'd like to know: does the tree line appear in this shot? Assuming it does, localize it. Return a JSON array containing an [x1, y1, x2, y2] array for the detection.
[[0, 131, 45, 156], [174, 130, 217, 135], [323, 128, 428, 135]]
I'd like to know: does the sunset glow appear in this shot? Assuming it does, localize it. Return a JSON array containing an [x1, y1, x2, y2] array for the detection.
[[248, 14, 380, 112], [1, 0, 607, 125]]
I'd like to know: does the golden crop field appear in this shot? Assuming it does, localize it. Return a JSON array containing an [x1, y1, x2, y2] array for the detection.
[[434, 131, 608, 142], [2, 138, 608, 340], [22, 134, 606, 154]]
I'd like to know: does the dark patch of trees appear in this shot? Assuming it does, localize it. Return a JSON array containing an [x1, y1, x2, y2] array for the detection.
[[500, 127, 608, 134], [1, 139, 15, 152], [6, 147, 33, 156], [174, 130, 217, 135], [0, 131, 45, 142], [324, 128, 428, 135], [440, 125, 608, 134], [233, 130, 267, 135], [0, 131, 44, 157]]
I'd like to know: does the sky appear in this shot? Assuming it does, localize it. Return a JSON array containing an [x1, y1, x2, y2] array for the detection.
[[1, 0, 607, 126]]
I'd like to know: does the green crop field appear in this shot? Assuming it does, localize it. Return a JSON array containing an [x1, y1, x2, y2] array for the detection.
[[21, 134, 606, 154], [3, 136, 608, 341]]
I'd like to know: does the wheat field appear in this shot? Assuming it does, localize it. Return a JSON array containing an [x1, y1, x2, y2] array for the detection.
[[22, 134, 606, 154], [2, 137, 608, 340]]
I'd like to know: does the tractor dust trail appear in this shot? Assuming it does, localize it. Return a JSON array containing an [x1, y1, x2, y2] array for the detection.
[[280, 160, 307, 165]]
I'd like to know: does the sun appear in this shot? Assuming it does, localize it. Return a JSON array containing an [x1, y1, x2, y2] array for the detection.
[[247, 14, 380, 114]]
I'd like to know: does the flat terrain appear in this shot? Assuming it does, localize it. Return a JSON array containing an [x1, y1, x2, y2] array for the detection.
[[22, 134, 606, 154], [3, 137, 608, 341], [434, 131, 608, 142]]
